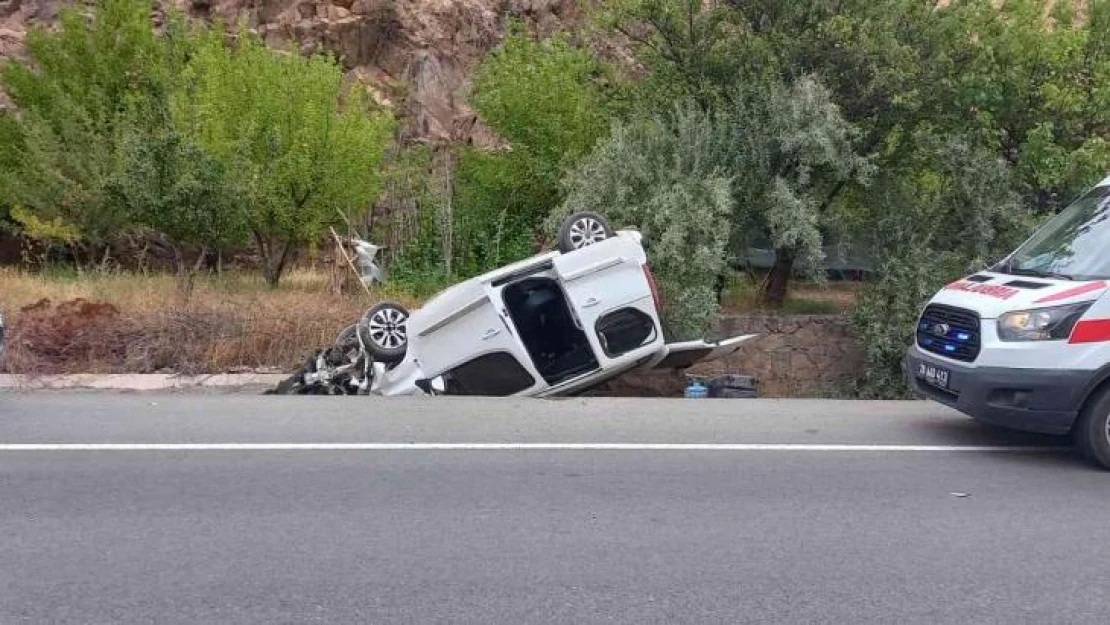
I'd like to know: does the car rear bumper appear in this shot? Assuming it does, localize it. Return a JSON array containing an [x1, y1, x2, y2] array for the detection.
[[905, 346, 1088, 435]]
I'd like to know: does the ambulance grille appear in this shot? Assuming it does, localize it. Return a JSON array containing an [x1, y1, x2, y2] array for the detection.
[[916, 304, 981, 362]]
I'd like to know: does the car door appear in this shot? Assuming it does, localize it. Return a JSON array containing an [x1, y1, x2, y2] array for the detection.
[[642, 334, 758, 370], [551, 237, 652, 358]]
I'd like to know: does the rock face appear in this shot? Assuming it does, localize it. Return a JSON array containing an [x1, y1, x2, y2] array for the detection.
[[0, 0, 582, 143]]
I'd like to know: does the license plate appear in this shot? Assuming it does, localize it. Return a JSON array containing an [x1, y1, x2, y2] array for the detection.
[[917, 362, 951, 391]]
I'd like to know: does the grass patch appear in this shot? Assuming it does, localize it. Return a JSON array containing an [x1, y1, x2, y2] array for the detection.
[[0, 267, 418, 374], [719, 272, 862, 315]]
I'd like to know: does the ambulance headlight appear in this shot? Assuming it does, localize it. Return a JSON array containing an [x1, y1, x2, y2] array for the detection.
[[997, 302, 1093, 341]]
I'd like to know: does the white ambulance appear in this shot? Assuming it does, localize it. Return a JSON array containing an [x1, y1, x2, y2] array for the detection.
[[907, 174, 1110, 469]]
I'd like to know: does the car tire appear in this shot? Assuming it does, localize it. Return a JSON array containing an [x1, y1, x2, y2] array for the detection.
[[1074, 386, 1110, 470], [360, 302, 409, 363], [558, 211, 614, 253]]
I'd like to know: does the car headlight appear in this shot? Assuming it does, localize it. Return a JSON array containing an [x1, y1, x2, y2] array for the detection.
[[997, 302, 1093, 342]]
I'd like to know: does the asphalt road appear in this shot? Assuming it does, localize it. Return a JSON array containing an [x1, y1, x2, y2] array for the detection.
[[2, 395, 1109, 624]]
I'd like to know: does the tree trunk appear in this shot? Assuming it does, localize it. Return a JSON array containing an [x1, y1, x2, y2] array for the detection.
[[760, 247, 796, 308], [714, 271, 728, 305], [173, 246, 207, 300], [265, 239, 295, 288], [99, 245, 113, 272]]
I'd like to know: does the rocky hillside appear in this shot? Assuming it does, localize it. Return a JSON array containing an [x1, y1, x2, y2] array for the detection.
[[0, 0, 582, 144]]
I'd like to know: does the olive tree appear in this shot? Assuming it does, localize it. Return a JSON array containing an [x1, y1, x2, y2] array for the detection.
[[722, 77, 874, 306]]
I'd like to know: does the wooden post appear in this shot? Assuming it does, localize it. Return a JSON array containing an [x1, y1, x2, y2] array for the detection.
[[330, 227, 374, 298]]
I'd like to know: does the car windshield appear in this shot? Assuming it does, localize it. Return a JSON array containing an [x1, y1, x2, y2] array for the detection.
[[1000, 185, 1110, 281]]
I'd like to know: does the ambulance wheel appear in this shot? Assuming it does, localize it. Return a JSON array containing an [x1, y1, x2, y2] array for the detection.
[[360, 302, 409, 363], [558, 211, 613, 253], [1074, 387, 1110, 470]]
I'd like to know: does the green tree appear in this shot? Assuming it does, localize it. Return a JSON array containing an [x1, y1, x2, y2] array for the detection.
[[0, 0, 169, 258], [926, 0, 1110, 211], [451, 149, 547, 274], [722, 77, 874, 306], [472, 25, 612, 175], [595, 0, 747, 110], [598, 2, 876, 306], [178, 27, 394, 286], [106, 116, 244, 292], [0, 115, 23, 233]]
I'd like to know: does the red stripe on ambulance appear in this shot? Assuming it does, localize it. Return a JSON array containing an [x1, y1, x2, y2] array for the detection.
[[1070, 319, 1110, 344], [1035, 280, 1107, 304], [943, 281, 1020, 300]]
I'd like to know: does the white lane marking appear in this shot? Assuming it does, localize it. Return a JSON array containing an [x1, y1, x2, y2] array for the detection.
[[0, 443, 1066, 452]]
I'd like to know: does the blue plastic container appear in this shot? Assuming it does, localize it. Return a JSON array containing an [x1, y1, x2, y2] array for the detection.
[[684, 381, 708, 399]]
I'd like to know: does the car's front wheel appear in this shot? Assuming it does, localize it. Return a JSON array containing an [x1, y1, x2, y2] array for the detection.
[[360, 302, 409, 363], [1074, 386, 1110, 470]]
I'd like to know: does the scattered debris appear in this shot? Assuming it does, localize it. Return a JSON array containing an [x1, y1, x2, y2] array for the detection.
[[949, 492, 971, 498]]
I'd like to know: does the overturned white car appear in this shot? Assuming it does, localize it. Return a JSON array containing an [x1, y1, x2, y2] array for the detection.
[[275, 212, 756, 396]]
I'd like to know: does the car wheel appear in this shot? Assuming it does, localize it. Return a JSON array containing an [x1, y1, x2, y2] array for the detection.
[[1074, 386, 1110, 470], [360, 302, 409, 363], [558, 211, 614, 253]]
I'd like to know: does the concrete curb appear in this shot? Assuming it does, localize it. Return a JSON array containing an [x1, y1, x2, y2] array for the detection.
[[0, 373, 288, 391]]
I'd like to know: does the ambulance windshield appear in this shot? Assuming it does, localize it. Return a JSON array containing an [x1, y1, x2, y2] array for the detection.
[[1001, 185, 1110, 281]]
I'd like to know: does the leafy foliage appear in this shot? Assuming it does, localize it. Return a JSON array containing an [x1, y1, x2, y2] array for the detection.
[[450, 149, 544, 274], [603, 0, 1107, 396], [918, 0, 1110, 212], [446, 25, 613, 277], [106, 120, 243, 277], [177, 27, 394, 286], [723, 77, 874, 302], [472, 24, 611, 172], [1, 0, 394, 286], [0, 0, 169, 248]]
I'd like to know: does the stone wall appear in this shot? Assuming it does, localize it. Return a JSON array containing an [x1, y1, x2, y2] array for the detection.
[[597, 315, 864, 398]]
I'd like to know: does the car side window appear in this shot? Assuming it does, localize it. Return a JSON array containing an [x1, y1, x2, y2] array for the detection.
[[443, 352, 536, 396], [595, 308, 657, 357]]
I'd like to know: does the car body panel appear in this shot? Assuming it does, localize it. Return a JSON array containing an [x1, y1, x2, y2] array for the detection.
[[642, 334, 759, 371]]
